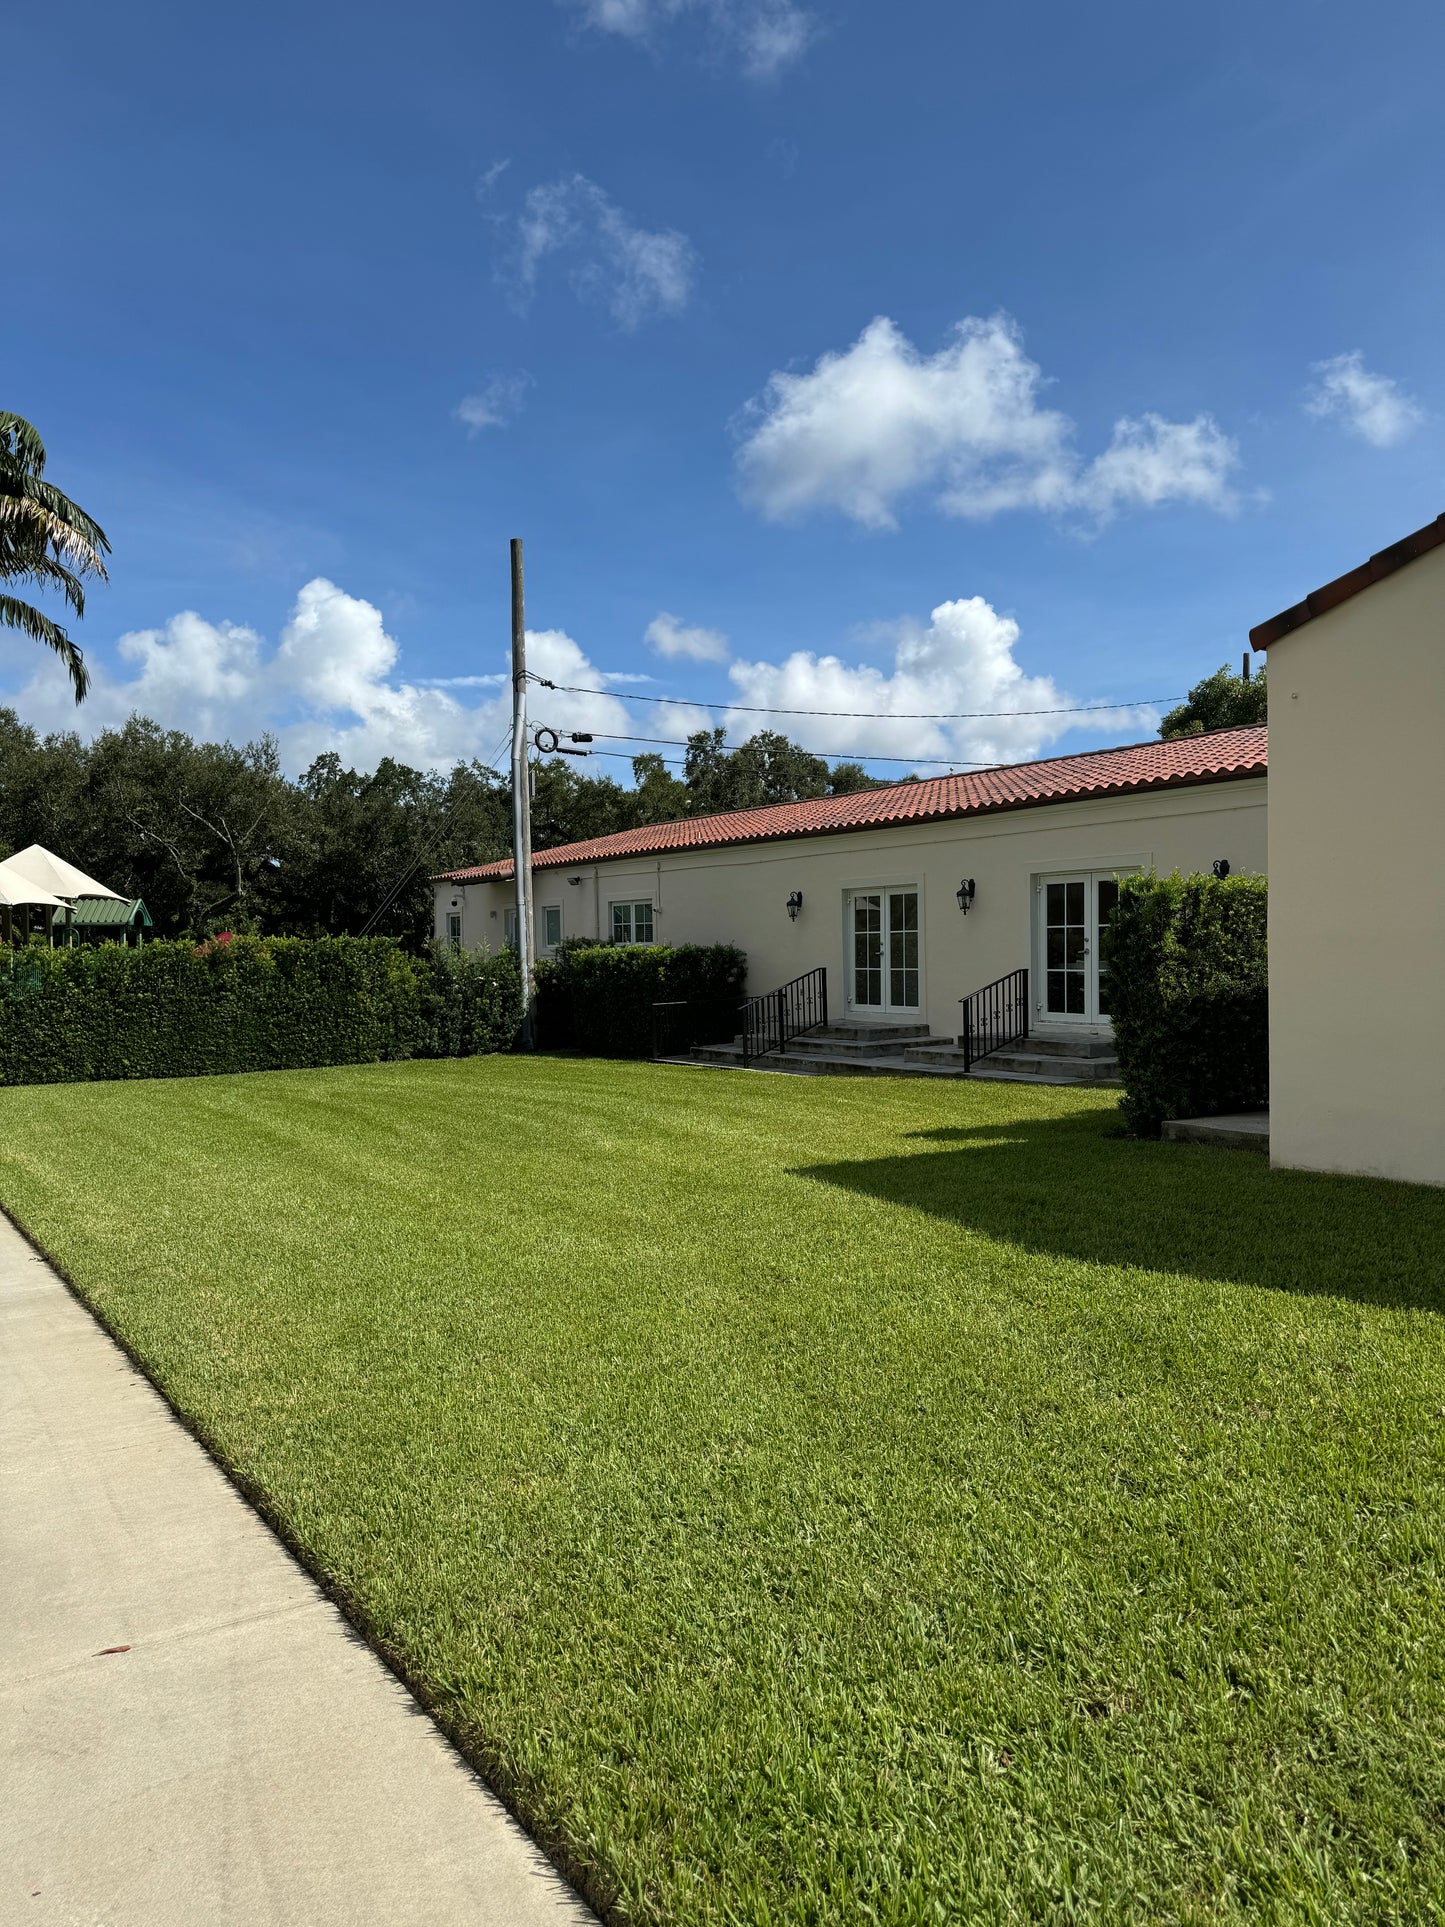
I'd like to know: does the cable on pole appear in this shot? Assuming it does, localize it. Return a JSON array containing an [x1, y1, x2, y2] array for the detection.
[[528, 677, 1181, 722]]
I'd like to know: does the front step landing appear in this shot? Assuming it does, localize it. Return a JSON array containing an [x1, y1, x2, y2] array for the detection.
[[688, 1022, 1120, 1085], [689, 1023, 937, 1078], [903, 1032, 1121, 1085]]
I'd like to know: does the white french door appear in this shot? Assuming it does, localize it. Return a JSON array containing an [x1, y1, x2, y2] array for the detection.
[[1035, 873, 1121, 1023], [846, 889, 920, 1017]]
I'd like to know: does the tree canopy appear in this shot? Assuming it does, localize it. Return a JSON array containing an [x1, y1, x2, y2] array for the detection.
[[1158, 663, 1267, 739], [0, 709, 897, 945]]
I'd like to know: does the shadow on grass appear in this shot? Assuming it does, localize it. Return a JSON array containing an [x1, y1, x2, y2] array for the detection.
[[796, 1108, 1445, 1311]]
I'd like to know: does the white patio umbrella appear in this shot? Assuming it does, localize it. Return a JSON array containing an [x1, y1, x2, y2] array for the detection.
[[2, 843, 124, 902], [0, 863, 67, 910], [0, 860, 70, 946]]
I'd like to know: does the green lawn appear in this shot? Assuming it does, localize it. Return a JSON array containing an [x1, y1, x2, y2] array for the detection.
[[3, 1058, 1444, 1925]]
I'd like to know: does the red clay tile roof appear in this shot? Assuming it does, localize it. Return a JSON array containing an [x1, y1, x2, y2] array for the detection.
[[1251, 512, 1445, 648], [436, 725, 1267, 882]]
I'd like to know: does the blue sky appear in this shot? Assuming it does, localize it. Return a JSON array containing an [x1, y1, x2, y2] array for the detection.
[[4, 0, 1441, 776]]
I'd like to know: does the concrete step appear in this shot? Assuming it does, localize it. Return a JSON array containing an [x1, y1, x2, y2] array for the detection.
[[1018, 1029, 1118, 1059], [979, 1049, 1120, 1081], [901, 1040, 1120, 1085], [969, 1063, 1123, 1088], [786, 1031, 922, 1059], [683, 1041, 1120, 1087], [805, 1022, 931, 1044], [1162, 1112, 1269, 1153], [688, 1043, 960, 1078]]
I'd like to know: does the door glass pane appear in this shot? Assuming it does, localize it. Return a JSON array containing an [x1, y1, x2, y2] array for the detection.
[[852, 894, 882, 1007], [1096, 879, 1120, 1016], [1044, 877, 1087, 1015], [888, 891, 919, 1008]]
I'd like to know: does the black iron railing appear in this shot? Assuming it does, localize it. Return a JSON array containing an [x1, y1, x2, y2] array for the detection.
[[958, 967, 1029, 1071], [739, 966, 827, 1067]]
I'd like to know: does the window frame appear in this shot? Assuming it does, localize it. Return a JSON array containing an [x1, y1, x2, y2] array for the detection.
[[609, 899, 656, 946], [540, 903, 562, 952]]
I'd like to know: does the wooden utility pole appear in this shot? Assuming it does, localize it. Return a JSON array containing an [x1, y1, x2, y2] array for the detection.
[[510, 538, 535, 1047]]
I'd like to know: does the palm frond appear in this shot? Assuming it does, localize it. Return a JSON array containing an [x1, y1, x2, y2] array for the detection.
[[0, 545, 88, 615], [0, 477, 109, 573], [0, 593, 89, 701], [0, 411, 48, 473]]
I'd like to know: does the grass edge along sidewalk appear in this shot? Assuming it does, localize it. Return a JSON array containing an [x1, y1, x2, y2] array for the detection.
[[1, 1055, 1442, 1925]]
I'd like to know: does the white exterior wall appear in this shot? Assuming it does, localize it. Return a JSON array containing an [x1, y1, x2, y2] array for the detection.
[[436, 777, 1266, 1043], [1265, 543, 1445, 1187]]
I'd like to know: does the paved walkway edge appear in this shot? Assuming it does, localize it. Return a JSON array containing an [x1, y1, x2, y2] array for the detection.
[[0, 1207, 595, 1926], [1161, 1111, 1271, 1153]]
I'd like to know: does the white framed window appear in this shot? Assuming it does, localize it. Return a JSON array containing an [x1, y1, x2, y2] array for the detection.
[[445, 912, 462, 948], [610, 899, 655, 945], [540, 904, 562, 951], [502, 907, 518, 951]]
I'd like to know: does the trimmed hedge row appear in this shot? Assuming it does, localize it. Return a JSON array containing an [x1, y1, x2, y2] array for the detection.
[[0, 936, 522, 1086], [534, 939, 747, 1057], [1104, 870, 1268, 1136]]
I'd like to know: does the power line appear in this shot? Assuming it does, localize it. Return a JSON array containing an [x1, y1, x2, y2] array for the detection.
[[530, 676, 1180, 723], [539, 727, 1000, 769]]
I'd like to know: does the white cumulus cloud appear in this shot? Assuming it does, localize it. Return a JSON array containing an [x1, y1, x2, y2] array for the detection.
[[2, 582, 1156, 789], [645, 611, 731, 664], [0, 580, 661, 775], [727, 595, 1157, 768], [1305, 351, 1423, 447], [502, 173, 697, 330], [565, 0, 814, 78], [735, 313, 1239, 530], [455, 372, 532, 432]]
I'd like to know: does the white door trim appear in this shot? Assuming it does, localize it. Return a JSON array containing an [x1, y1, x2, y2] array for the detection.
[[842, 884, 924, 1020], [1034, 871, 1129, 1025]]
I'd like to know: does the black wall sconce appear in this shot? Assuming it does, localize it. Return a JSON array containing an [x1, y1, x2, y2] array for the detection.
[[956, 878, 976, 914], [1212, 859, 1231, 879], [786, 890, 803, 921]]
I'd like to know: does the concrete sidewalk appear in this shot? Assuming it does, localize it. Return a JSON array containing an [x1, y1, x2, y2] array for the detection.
[[0, 1212, 593, 1926]]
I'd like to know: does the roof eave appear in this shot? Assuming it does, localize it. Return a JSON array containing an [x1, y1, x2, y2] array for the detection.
[[1251, 511, 1445, 649], [433, 756, 1268, 886]]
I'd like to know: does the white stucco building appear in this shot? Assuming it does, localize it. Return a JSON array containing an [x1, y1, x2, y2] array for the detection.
[[437, 509, 1445, 1187], [1253, 512, 1444, 1188], [436, 728, 1267, 1049]]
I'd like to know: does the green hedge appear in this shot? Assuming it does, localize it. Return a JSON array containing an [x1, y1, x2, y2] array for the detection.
[[0, 936, 522, 1086], [534, 939, 747, 1058], [1103, 871, 1268, 1137]]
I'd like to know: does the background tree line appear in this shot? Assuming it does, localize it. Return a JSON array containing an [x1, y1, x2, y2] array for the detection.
[[0, 663, 1262, 945], [0, 711, 890, 946]]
